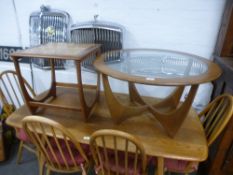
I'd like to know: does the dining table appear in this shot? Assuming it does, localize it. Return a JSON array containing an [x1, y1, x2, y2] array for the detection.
[[94, 49, 222, 137], [6, 87, 208, 163], [5, 47, 221, 174]]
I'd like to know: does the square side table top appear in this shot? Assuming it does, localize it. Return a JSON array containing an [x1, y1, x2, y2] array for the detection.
[[10, 43, 101, 61]]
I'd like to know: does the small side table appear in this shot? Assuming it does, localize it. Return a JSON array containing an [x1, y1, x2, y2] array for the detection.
[[10, 43, 101, 121]]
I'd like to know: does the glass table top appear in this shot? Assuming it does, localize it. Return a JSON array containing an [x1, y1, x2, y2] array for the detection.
[[106, 50, 207, 78], [94, 49, 221, 86]]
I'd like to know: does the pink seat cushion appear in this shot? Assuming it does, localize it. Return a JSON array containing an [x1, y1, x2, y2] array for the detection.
[[47, 138, 90, 167], [164, 158, 198, 173], [16, 128, 31, 142], [96, 149, 144, 175]]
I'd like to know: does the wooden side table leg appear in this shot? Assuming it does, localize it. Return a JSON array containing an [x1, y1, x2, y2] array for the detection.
[[12, 57, 58, 114], [76, 61, 89, 121], [12, 56, 36, 113], [95, 49, 101, 102], [96, 71, 100, 102], [49, 58, 56, 97], [75, 49, 101, 121]]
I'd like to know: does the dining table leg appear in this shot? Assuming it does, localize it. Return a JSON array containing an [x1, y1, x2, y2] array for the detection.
[[157, 157, 164, 175]]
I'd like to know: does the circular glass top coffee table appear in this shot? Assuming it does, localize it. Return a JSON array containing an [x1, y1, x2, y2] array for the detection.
[[94, 49, 221, 137]]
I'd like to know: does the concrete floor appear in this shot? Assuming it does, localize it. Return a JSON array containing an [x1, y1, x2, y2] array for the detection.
[[0, 141, 83, 175], [0, 141, 39, 175]]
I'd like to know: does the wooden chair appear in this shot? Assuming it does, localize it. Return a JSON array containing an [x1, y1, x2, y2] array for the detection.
[[22, 115, 90, 175], [0, 70, 36, 164], [164, 93, 233, 174], [90, 129, 164, 175]]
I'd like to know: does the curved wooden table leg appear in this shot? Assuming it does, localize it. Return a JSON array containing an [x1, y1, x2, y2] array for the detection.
[[49, 59, 57, 98], [102, 74, 148, 124], [76, 61, 100, 121], [128, 82, 185, 108], [148, 85, 199, 137], [12, 57, 57, 113]]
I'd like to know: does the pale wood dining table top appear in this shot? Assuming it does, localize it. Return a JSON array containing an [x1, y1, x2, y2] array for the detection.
[[6, 87, 208, 162]]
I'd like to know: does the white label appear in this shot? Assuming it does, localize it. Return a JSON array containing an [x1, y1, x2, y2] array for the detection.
[[83, 136, 90, 140], [146, 77, 155, 81]]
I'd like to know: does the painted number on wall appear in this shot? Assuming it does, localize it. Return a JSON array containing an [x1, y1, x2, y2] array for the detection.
[[0, 46, 29, 63], [0, 46, 22, 61]]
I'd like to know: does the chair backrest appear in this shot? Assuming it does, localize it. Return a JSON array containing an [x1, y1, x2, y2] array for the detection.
[[90, 129, 148, 175], [22, 115, 89, 173], [0, 70, 35, 109], [199, 94, 233, 146]]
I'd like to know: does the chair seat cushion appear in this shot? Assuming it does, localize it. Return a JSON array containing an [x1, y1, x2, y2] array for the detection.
[[96, 149, 145, 175], [15, 128, 30, 142], [164, 158, 198, 173], [47, 138, 90, 167]]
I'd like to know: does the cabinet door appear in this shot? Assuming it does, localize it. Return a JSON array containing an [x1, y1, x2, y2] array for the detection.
[[223, 142, 233, 173], [208, 115, 233, 175], [215, 0, 233, 57]]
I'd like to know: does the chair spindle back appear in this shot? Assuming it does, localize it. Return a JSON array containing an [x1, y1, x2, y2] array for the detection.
[[0, 70, 35, 109], [90, 129, 148, 175], [199, 94, 233, 146], [22, 115, 89, 173]]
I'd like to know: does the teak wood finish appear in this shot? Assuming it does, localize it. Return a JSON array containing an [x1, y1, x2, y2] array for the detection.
[[209, 0, 233, 173], [214, 0, 233, 57], [0, 70, 36, 164], [10, 43, 101, 121], [0, 70, 36, 108], [200, 94, 233, 147], [94, 49, 222, 137], [6, 88, 208, 165], [22, 115, 90, 175], [210, 57, 233, 175], [166, 93, 233, 175], [90, 129, 164, 175]]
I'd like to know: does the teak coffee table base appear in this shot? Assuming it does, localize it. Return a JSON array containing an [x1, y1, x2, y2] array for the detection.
[[102, 74, 198, 137]]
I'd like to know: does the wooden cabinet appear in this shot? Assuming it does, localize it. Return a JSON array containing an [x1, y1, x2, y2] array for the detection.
[[210, 56, 233, 175], [208, 0, 233, 174], [0, 124, 5, 161], [214, 0, 233, 57]]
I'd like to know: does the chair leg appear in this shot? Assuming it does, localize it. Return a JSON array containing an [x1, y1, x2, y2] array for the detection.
[[37, 151, 45, 175], [39, 162, 43, 175], [46, 168, 50, 175], [16, 140, 24, 164], [38, 156, 43, 175]]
